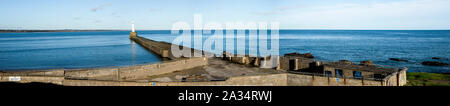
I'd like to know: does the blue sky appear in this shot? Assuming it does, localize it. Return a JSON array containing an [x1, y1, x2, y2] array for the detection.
[[0, 0, 449, 30]]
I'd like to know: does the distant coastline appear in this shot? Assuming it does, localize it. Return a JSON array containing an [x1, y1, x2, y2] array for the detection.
[[1, 29, 449, 33], [0, 29, 120, 33]]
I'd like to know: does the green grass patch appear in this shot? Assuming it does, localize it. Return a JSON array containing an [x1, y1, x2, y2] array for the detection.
[[406, 72, 450, 86], [407, 72, 449, 80]]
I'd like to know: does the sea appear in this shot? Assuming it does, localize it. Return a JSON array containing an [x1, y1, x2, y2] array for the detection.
[[1, 30, 449, 73]]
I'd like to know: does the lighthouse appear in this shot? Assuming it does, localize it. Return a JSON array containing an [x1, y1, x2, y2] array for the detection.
[[131, 21, 135, 32], [129, 21, 138, 38]]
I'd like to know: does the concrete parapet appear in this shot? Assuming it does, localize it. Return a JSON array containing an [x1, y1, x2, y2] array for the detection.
[[0, 73, 391, 86], [63, 80, 120, 86], [287, 74, 312, 86], [0, 76, 64, 85], [397, 68, 408, 86], [0, 69, 65, 77], [119, 57, 208, 80], [64, 68, 119, 81], [154, 74, 387, 86]]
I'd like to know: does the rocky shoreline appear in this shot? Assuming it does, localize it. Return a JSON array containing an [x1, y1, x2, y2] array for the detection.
[[421, 61, 450, 66], [389, 57, 449, 67]]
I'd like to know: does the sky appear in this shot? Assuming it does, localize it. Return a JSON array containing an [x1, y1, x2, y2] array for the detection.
[[0, 0, 449, 30]]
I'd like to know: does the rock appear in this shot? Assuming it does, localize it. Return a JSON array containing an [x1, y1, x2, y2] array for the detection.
[[284, 52, 314, 58], [421, 61, 449, 66], [301, 53, 315, 58], [432, 57, 449, 60], [338, 60, 354, 65], [389, 58, 408, 62], [360, 60, 375, 66], [284, 52, 300, 56]]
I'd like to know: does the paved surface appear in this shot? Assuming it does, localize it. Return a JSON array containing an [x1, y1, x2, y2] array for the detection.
[[143, 58, 284, 82]]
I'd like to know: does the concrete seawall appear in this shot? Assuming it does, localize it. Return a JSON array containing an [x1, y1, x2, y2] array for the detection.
[[131, 36, 209, 60], [131, 36, 175, 59]]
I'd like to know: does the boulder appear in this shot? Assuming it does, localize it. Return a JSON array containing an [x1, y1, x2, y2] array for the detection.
[[284, 52, 314, 58], [284, 52, 301, 57], [432, 57, 441, 60], [301, 53, 315, 58], [360, 60, 375, 66], [338, 60, 354, 65], [421, 61, 449, 66], [389, 58, 408, 62]]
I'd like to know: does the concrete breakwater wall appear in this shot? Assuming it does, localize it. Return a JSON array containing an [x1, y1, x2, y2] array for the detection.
[[131, 36, 174, 59], [131, 36, 209, 60]]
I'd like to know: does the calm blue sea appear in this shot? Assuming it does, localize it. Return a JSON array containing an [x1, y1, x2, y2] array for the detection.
[[0, 31, 162, 70], [1, 30, 449, 73]]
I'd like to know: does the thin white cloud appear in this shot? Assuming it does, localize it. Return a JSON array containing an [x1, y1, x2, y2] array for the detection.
[[280, 0, 450, 29], [91, 3, 111, 12]]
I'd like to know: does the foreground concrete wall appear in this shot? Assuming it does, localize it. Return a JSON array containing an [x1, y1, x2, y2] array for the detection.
[[0, 73, 390, 86], [0, 69, 65, 77], [310, 75, 383, 86], [363, 80, 383, 86], [60, 74, 387, 86], [0, 76, 64, 85], [287, 74, 313, 86], [136, 74, 386, 86], [61, 57, 208, 81], [119, 57, 208, 80], [154, 74, 289, 86], [65, 68, 119, 81], [63, 80, 121, 86], [312, 76, 329, 86], [397, 68, 407, 86], [383, 72, 398, 86], [60, 74, 289, 86], [381, 68, 408, 86]]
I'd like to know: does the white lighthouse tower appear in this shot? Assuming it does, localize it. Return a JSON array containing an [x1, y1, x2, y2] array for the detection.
[[131, 21, 135, 32], [129, 21, 137, 38]]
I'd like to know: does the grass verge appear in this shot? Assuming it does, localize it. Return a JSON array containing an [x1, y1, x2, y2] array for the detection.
[[405, 72, 449, 86]]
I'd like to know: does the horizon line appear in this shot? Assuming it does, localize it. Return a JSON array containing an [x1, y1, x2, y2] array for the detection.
[[2, 28, 450, 31]]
